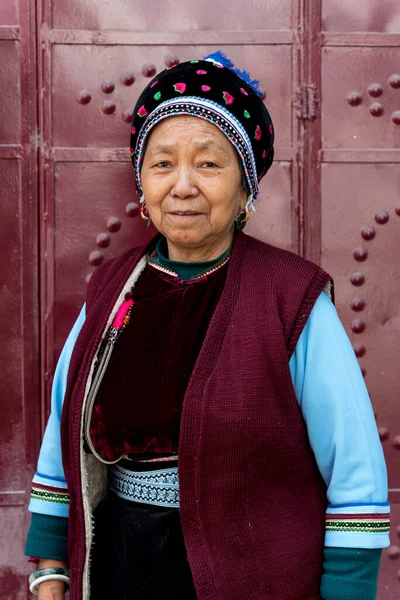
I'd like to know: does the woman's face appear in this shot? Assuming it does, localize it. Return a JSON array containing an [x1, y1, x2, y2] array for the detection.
[[140, 116, 247, 260]]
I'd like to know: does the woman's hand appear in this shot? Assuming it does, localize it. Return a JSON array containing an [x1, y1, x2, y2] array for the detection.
[[37, 579, 65, 600], [37, 559, 67, 600]]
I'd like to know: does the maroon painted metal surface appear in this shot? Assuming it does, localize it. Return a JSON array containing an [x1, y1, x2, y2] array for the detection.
[[320, 4, 400, 591], [0, 0, 399, 597], [0, 0, 39, 598]]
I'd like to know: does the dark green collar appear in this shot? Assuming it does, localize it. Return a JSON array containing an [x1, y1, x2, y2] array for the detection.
[[151, 237, 231, 281]]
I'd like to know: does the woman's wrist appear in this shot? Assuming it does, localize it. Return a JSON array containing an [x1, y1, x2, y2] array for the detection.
[[29, 562, 69, 596], [38, 559, 68, 569]]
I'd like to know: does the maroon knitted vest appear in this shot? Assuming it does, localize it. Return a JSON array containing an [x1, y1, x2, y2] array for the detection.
[[61, 231, 333, 600]]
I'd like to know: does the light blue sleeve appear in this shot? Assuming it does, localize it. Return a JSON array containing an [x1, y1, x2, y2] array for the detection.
[[28, 304, 86, 518], [289, 292, 390, 549]]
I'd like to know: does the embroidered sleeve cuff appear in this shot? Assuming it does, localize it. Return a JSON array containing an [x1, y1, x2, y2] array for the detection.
[[324, 503, 390, 549], [28, 473, 70, 518]]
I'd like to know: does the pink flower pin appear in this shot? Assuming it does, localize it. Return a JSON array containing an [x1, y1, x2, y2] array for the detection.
[[131, 126, 136, 135], [173, 83, 186, 94], [223, 91, 234, 105], [255, 125, 262, 141], [137, 105, 148, 118], [150, 80, 159, 88], [197, 70, 207, 75], [240, 87, 249, 96], [201, 85, 211, 92]]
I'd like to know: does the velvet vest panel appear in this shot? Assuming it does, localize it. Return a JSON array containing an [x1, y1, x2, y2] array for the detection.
[[89, 263, 228, 459], [61, 231, 333, 600]]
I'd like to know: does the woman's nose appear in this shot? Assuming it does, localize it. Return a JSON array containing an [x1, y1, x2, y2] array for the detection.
[[171, 167, 198, 199]]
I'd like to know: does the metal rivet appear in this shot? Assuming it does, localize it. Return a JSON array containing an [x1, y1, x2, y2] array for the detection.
[[96, 233, 111, 248], [101, 80, 115, 94], [354, 343, 366, 357], [388, 545, 400, 559], [101, 100, 116, 115], [142, 64, 157, 78], [389, 74, 400, 89], [121, 108, 133, 123], [369, 102, 384, 117], [120, 72, 135, 86], [391, 111, 400, 125], [351, 297, 365, 312], [164, 55, 180, 68], [350, 272, 365, 286], [375, 210, 390, 225], [352, 319, 366, 333], [77, 90, 92, 105], [361, 227, 376, 241], [125, 202, 140, 218], [367, 83, 383, 98], [378, 427, 390, 442], [347, 91, 362, 107], [394, 436, 400, 450], [353, 247, 368, 261], [106, 216, 121, 232], [88, 250, 104, 266], [396, 205, 400, 216]]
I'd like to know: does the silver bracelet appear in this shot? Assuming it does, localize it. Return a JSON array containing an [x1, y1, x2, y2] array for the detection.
[[29, 568, 70, 596]]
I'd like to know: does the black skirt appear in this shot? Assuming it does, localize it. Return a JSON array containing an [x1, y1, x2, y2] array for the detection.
[[90, 490, 198, 600]]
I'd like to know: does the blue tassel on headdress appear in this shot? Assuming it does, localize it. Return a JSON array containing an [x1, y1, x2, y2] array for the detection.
[[204, 50, 234, 69], [204, 51, 264, 98]]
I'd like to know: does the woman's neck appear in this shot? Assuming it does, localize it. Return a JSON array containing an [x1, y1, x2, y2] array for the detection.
[[166, 230, 234, 263]]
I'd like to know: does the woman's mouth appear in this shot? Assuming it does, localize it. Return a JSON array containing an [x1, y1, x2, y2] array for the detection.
[[169, 211, 202, 217]]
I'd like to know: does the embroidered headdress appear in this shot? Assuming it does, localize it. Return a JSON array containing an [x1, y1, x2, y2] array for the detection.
[[130, 51, 275, 217]]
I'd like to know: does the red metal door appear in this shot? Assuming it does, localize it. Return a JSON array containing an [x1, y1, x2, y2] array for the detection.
[[1, 0, 399, 597], [320, 2, 400, 596], [0, 0, 39, 598]]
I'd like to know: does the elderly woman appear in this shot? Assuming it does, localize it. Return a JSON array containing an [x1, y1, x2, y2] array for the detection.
[[26, 53, 390, 600]]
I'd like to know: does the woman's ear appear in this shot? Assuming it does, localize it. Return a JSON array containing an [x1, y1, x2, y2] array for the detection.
[[239, 187, 247, 212]]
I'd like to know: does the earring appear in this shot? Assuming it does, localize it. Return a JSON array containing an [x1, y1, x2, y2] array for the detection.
[[140, 203, 152, 228], [236, 193, 254, 230], [236, 211, 251, 230], [140, 205, 150, 221]]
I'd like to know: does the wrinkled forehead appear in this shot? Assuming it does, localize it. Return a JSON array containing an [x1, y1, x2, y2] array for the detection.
[[143, 115, 238, 156]]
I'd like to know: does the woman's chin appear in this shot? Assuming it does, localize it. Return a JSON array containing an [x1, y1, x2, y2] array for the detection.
[[159, 221, 208, 248], [163, 229, 206, 249]]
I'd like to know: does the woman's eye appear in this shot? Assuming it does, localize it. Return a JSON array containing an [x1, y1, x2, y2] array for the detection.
[[201, 162, 216, 168], [155, 161, 170, 168]]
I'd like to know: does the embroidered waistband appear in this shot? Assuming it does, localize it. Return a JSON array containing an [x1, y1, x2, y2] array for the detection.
[[108, 462, 180, 508]]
